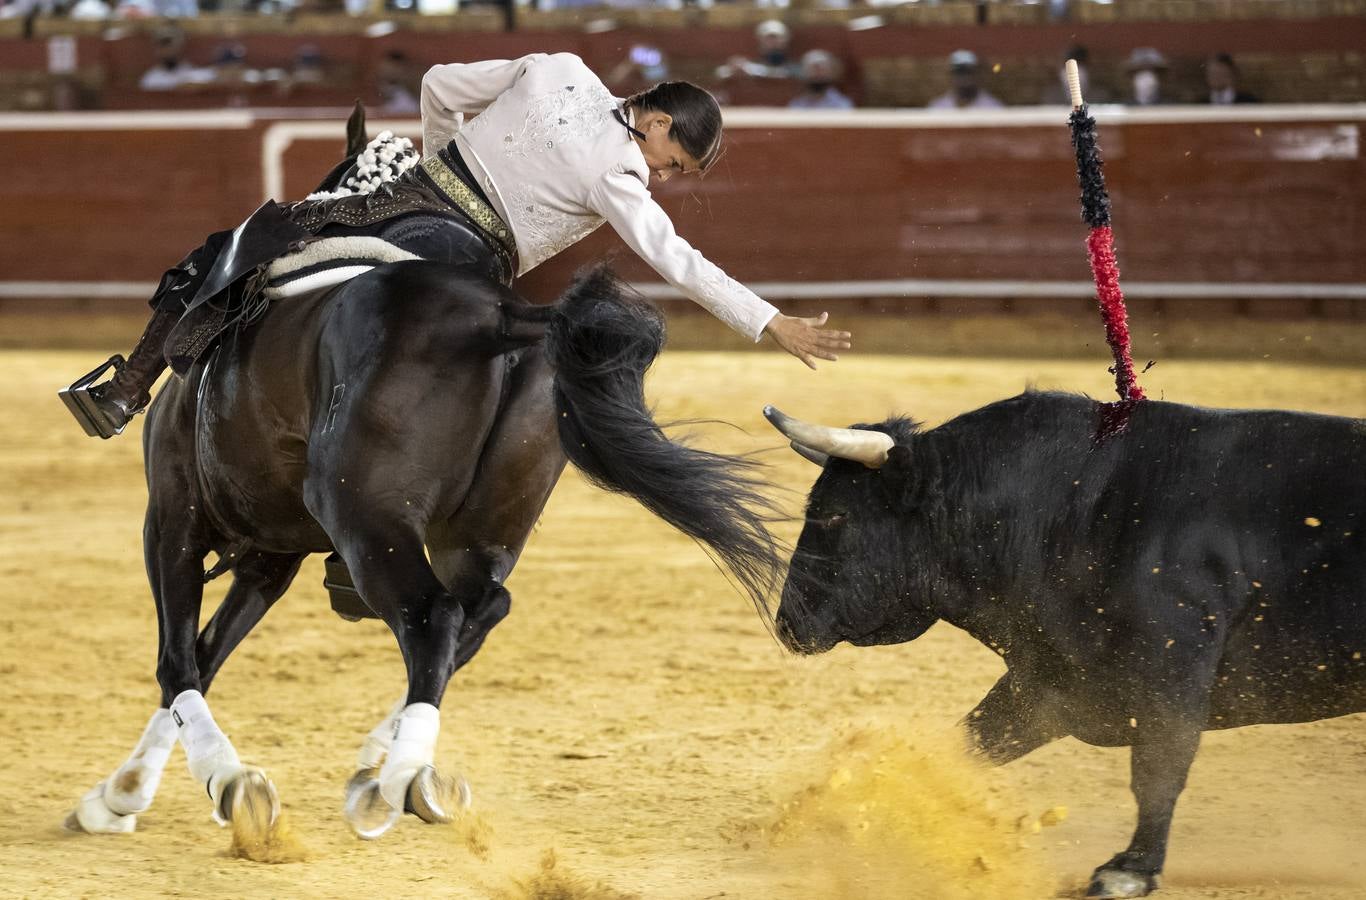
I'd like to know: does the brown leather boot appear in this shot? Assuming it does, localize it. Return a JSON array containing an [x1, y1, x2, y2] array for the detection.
[[59, 304, 179, 439]]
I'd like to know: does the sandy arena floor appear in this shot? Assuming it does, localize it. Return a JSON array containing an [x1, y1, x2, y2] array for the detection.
[[1, 347, 1363, 899]]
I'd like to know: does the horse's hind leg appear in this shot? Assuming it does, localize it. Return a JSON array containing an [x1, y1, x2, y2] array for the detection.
[[342, 348, 564, 835], [429, 347, 565, 674], [311, 507, 468, 838], [306, 356, 510, 838]]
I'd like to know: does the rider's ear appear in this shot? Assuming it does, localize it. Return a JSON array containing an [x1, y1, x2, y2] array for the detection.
[[654, 113, 673, 130]]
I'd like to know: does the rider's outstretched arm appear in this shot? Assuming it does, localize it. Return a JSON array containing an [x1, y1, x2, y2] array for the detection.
[[589, 168, 851, 367], [588, 167, 778, 341]]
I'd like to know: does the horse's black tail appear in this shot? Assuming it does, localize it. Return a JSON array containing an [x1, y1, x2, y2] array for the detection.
[[540, 265, 784, 624]]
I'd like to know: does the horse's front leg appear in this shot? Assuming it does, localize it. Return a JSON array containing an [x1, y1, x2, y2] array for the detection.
[[68, 516, 288, 835], [65, 709, 179, 834]]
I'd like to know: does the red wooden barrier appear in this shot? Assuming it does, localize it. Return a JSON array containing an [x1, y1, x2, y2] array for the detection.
[[2, 108, 1362, 307]]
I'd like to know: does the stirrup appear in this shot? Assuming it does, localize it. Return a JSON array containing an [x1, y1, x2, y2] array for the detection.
[[58, 355, 127, 439]]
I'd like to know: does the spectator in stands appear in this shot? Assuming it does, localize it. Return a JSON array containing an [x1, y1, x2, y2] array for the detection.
[[377, 50, 421, 115], [67, 0, 111, 18], [1040, 44, 1110, 105], [716, 20, 801, 81], [607, 44, 670, 98], [291, 44, 327, 87], [116, 0, 197, 18], [928, 50, 1004, 110], [1204, 52, 1260, 104], [788, 50, 853, 110], [209, 42, 248, 86], [139, 27, 208, 91], [1124, 47, 1169, 106], [0, 0, 55, 19]]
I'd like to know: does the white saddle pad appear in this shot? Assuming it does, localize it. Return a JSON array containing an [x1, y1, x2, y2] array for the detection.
[[264, 236, 420, 300]]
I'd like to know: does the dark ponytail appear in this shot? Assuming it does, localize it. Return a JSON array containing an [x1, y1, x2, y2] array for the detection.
[[626, 81, 723, 171]]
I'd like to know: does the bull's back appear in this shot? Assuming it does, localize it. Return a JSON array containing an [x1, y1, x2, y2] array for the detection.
[[1113, 402, 1366, 726], [961, 395, 1366, 732]]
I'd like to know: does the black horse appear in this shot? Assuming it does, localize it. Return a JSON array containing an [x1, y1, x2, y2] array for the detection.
[[65, 240, 782, 838]]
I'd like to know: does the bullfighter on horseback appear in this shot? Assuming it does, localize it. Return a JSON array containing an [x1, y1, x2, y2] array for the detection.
[[59, 51, 810, 842], [61, 51, 851, 439]]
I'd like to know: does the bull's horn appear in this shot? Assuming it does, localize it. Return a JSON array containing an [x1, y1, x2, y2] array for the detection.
[[789, 441, 829, 467], [763, 406, 894, 469]]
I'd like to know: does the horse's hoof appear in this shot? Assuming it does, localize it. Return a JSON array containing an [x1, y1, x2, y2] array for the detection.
[[405, 765, 472, 825], [344, 770, 401, 840], [1086, 868, 1159, 898], [65, 781, 137, 835], [219, 768, 280, 834]]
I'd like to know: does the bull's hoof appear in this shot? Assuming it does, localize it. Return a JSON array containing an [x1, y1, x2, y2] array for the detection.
[[343, 767, 401, 840], [1086, 868, 1159, 898], [64, 781, 137, 835], [403, 765, 472, 825]]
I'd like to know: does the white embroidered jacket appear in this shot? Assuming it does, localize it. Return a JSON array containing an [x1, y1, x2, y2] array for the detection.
[[420, 52, 779, 342]]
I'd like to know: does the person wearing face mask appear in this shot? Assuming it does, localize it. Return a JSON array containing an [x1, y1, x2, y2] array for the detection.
[[928, 50, 1004, 110], [717, 20, 802, 81], [1204, 53, 1260, 105], [1125, 47, 1169, 106], [788, 50, 853, 110], [62, 52, 852, 440]]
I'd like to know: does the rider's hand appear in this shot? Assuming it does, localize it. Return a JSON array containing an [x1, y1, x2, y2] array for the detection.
[[763, 312, 852, 370]]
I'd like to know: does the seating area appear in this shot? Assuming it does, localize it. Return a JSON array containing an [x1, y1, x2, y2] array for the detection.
[[1, 0, 1363, 110]]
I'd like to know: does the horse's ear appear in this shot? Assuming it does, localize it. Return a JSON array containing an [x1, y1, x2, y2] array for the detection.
[[345, 100, 368, 158]]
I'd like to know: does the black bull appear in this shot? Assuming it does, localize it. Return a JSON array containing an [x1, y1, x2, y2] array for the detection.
[[771, 392, 1365, 898]]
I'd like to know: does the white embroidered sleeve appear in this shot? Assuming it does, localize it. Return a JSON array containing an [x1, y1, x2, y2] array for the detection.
[[587, 170, 779, 342], [419, 54, 549, 155]]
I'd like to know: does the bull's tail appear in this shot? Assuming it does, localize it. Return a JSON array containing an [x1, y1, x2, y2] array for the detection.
[[534, 265, 783, 623]]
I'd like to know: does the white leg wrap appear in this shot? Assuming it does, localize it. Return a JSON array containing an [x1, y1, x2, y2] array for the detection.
[[170, 690, 242, 818], [72, 781, 137, 834], [103, 709, 178, 816], [357, 697, 409, 770], [378, 703, 440, 811]]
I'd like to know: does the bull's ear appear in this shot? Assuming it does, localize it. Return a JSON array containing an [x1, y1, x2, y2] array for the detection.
[[884, 444, 913, 473], [881, 444, 927, 510]]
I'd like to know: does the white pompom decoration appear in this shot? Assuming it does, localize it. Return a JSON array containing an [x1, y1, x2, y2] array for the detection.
[[305, 131, 421, 202]]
